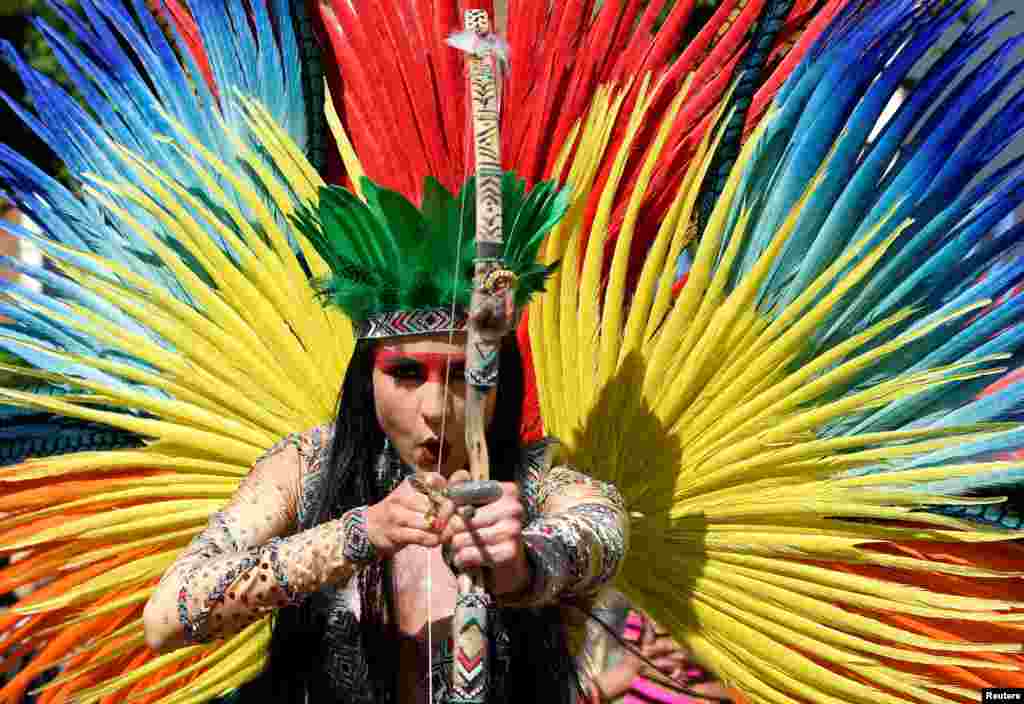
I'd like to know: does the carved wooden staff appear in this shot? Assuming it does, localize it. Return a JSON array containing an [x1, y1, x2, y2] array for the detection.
[[449, 8, 516, 704]]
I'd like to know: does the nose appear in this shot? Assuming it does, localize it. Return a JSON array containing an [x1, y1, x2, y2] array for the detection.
[[418, 379, 452, 430]]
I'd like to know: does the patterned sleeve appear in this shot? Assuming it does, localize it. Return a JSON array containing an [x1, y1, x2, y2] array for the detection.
[[509, 443, 629, 607], [144, 426, 377, 651]]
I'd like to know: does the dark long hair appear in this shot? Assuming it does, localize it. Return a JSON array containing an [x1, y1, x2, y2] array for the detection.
[[241, 336, 580, 703]]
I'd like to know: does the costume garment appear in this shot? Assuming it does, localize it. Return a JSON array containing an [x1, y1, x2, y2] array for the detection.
[[145, 427, 625, 702], [2, 1, 1024, 703]]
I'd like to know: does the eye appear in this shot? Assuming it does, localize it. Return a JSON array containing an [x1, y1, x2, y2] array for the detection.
[[384, 361, 425, 382]]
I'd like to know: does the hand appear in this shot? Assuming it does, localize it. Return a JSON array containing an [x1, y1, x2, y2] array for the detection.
[[614, 615, 732, 701], [365, 473, 455, 558], [629, 616, 688, 682], [440, 469, 530, 596]]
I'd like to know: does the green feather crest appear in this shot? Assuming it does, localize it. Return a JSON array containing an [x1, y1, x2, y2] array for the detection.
[[293, 173, 568, 323]]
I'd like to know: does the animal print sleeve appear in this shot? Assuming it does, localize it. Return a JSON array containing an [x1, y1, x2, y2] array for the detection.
[[144, 426, 377, 650]]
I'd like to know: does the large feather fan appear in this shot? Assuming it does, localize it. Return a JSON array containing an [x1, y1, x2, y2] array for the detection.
[[530, 2, 1024, 702], [1, 1, 1023, 703]]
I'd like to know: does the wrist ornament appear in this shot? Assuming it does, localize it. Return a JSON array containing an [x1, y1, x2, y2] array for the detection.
[[339, 505, 378, 567]]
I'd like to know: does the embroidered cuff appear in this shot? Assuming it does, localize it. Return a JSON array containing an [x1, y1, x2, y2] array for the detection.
[[500, 525, 574, 607], [506, 504, 627, 608], [339, 505, 378, 567]]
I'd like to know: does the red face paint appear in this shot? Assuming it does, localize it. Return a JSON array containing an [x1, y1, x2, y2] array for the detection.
[[374, 347, 467, 384]]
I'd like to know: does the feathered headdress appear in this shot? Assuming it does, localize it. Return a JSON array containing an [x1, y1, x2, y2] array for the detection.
[[293, 173, 567, 338]]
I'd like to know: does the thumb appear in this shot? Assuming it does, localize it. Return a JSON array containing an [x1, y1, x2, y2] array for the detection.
[[640, 614, 656, 648], [449, 469, 472, 485], [417, 471, 447, 491]]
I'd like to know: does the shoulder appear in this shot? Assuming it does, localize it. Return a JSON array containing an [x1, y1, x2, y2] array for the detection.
[[516, 440, 625, 514], [248, 425, 335, 523], [256, 424, 334, 469], [286, 425, 335, 521]]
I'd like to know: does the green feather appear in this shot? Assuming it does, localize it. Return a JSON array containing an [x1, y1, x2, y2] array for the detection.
[[291, 173, 570, 324]]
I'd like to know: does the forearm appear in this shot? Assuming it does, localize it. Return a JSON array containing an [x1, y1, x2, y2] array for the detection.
[[145, 506, 375, 651]]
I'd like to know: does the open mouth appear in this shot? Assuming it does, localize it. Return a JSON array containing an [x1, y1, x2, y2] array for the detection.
[[419, 439, 449, 466]]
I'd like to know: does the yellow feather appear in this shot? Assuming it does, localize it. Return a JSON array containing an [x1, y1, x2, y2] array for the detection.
[[538, 85, 616, 437], [586, 74, 654, 395], [69, 643, 211, 703], [0, 389, 264, 465], [639, 102, 737, 400], [112, 141, 322, 357], [6, 450, 244, 481], [684, 306, 919, 458], [81, 185, 283, 376], [153, 622, 270, 704], [7, 484, 232, 532], [600, 81, 688, 399], [63, 525, 199, 569], [710, 558, 1023, 619], [0, 332, 277, 450], [5, 502, 217, 551], [17, 550, 178, 612], [101, 176, 335, 416], [107, 622, 268, 703], [45, 251, 312, 420], [697, 568, 1020, 660], [324, 82, 366, 202], [37, 586, 153, 632], [574, 82, 636, 430]]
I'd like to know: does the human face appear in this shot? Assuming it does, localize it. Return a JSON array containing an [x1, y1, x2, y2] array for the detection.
[[372, 334, 497, 476]]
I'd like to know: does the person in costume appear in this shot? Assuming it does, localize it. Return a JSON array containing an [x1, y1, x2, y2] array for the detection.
[[141, 173, 630, 703], [5, 1, 1024, 704]]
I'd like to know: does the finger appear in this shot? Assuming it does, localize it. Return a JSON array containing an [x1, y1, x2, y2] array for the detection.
[[394, 528, 441, 549], [452, 543, 512, 569], [645, 641, 683, 660], [449, 521, 516, 550], [461, 495, 523, 528], [691, 681, 732, 699], [653, 656, 682, 672], [650, 636, 681, 651], [432, 496, 457, 532], [400, 481, 435, 513], [395, 506, 433, 532], [442, 509, 500, 542], [641, 614, 655, 646], [419, 471, 447, 491], [449, 469, 471, 484]]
